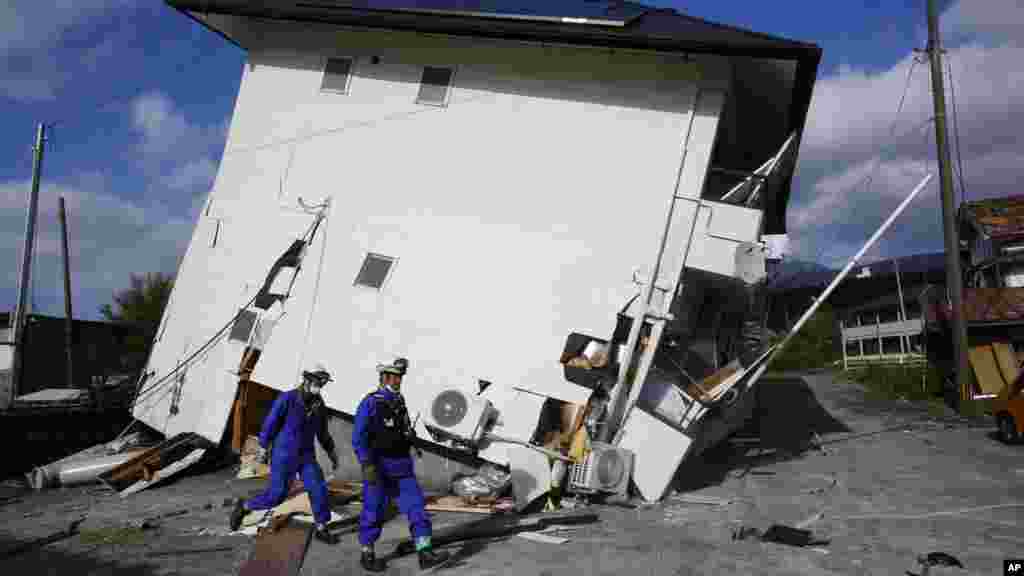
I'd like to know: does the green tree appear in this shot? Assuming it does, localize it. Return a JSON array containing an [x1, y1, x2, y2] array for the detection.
[[768, 302, 837, 371], [100, 272, 174, 369]]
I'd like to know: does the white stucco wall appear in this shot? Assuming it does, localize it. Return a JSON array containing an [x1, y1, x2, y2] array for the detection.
[[136, 21, 731, 460]]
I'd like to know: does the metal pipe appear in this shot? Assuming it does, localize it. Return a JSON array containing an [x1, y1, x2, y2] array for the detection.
[[742, 173, 933, 389], [28, 449, 147, 490]]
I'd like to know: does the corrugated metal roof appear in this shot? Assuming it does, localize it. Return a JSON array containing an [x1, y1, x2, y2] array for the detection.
[[961, 195, 1024, 242], [923, 286, 1024, 326]]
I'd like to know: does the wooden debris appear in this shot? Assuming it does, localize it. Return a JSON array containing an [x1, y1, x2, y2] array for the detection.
[[99, 433, 210, 495], [424, 495, 513, 514]]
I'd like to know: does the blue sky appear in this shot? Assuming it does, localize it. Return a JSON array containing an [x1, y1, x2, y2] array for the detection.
[[1, 0, 1021, 320]]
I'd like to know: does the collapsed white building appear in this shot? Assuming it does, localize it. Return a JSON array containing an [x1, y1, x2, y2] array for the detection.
[[131, 0, 820, 504]]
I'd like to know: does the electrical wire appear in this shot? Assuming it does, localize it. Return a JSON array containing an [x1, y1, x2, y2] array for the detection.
[[945, 57, 969, 205], [129, 207, 328, 410]]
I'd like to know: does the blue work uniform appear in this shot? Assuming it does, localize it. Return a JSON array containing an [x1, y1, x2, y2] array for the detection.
[[352, 387, 431, 546], [246, 389, 335, 525]]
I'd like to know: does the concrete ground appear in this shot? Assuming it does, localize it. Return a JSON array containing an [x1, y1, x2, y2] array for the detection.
[[0, 370, 1020, 575]]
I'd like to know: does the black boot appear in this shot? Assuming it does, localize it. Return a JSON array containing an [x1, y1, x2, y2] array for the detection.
[[418, 547, 451, 570], [315, 525, 339, 545], [228, 499, 246, 532], [360, 549, 387, 572]]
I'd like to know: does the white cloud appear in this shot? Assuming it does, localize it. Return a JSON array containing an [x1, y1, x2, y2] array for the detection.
[[167, 157, 218, 193], [131, 91, 226, 167], [0, 0, 131, 102], [0, 178, 194, 319], [788, 0, 1024, 267]]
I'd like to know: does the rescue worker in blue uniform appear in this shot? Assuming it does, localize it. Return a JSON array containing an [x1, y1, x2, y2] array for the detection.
[[229, 367, 340, 545], [353, 357, 451, 572]]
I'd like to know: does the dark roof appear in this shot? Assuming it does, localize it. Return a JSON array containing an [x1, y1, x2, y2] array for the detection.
[[960, 195, 1024, 242], [840, 284, 930, 317], [767, 252, 947, 293], [166, 0, 821, 235]]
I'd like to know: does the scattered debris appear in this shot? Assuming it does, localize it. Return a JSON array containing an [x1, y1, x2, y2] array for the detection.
[[759, 524, 830, 548], [451, 464, 512, 499], [99, 433, 210, 496], [237, 436, 270, 480], [425, 495, 515, 514]]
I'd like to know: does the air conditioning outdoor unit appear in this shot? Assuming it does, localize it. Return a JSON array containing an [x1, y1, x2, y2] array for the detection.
[[426, 389, 495, 444], [568, 442, 634, 496]]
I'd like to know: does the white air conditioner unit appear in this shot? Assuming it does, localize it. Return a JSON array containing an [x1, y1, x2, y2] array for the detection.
[[568, 442, 634, 496], [426, 389, 495, 444]]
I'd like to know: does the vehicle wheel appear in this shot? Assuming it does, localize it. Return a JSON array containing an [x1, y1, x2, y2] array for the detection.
[[997, 414, 1020, 445]]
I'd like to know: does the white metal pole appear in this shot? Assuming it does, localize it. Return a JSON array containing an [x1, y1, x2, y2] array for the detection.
[[10, 123, 46, 406], [744, 173, 933, 385]]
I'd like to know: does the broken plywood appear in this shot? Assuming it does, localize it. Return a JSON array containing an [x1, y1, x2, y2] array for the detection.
[[238, 518, 314, 576], [968, 345, 1009, 396]]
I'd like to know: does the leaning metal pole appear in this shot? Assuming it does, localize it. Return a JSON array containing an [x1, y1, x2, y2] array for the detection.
[[9, 123, 46, 407], [744, 173, 934, 389]]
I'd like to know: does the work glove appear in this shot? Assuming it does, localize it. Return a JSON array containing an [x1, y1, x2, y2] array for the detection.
[[361, 463, 379, 485]]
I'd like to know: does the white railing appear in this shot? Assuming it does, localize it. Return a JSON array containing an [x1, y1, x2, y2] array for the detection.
[[843, 353, 928, 370]]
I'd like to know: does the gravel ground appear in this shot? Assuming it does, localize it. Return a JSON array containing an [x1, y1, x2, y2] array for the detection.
[[0, 370, 1020, 575]]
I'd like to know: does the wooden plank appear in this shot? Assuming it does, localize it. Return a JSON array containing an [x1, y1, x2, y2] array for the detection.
[[237, 518, 314, 576], [968, 345, 1008, 396], [120, 448, 207, 496]]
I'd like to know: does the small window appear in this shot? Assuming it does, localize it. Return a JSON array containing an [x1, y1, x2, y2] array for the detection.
[[229, 310, 259, 343], [320, 57, 353, 94], [416, 66, 453, 106], [354, 253, 396, 290]]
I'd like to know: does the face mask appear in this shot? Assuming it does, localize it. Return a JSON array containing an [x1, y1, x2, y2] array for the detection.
[[308, 384, 322, 396]]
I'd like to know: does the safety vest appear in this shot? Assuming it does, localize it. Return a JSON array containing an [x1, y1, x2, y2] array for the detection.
[[367, 390, 413, 458]]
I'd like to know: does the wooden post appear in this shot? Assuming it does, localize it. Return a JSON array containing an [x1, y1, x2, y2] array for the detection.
[[59, 197, 74, 388], [927, 0, 971, 407]]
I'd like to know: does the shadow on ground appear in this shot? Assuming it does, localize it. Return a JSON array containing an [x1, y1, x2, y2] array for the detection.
[[0, 532, 164, 575], [673, 374, 852, 492]]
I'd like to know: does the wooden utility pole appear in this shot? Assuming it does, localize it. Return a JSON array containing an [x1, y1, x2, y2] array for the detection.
[[927, 0, 971, 407], [9, 123, 47, 406], [59, 197, 75, 389]]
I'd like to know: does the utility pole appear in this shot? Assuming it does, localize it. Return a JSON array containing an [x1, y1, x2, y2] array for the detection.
[[59, 197, 75, 389], [10, 123, 47, 406], [927, 0, 971, 408]]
